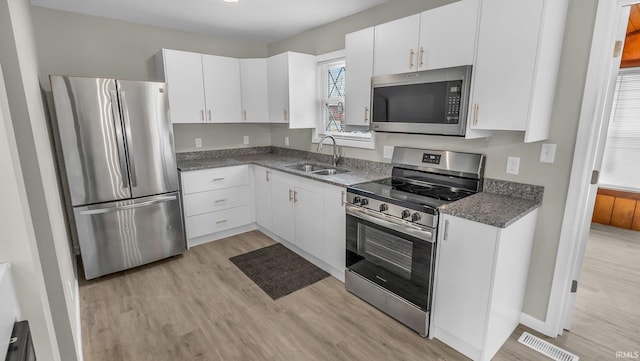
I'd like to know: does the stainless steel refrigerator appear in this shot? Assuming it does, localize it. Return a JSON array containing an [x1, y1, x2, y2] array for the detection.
[[50, 76, 186, 280]]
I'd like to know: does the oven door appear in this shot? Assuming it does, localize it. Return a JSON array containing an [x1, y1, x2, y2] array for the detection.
[[346, 205, 436, 311]]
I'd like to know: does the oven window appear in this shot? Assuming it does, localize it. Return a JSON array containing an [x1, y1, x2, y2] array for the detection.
[[357, 224, 413, 279], [372, 82, 448, 124]]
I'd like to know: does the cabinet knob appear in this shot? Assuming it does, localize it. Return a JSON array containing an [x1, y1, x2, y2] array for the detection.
[[401, 209, 411, 219]]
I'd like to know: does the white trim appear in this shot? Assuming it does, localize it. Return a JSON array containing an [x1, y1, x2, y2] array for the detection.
[[311, 131, 376, 149], [519, 312, 547, 336], [546, 0, 629, 337], [316, 49, 345, 62]]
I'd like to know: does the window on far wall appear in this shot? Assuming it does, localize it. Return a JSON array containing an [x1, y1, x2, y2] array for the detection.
[[315, 52, 373, 149], [600, 67, 640, 192]]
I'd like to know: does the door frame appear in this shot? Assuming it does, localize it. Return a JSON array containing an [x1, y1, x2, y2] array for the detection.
[[545, 0, 636, 337]]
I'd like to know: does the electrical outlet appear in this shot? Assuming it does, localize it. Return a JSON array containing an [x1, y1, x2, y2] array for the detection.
[[539, 143, 557, 164], [506, 156, 520, 175], [195, 138, 202, 148], [243, 135, 249, 145], [383, 145, 394, 159], [285, 136, 290, 147]]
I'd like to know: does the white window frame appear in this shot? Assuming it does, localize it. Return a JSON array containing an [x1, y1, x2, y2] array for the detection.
[[312, 50, 375, 150]]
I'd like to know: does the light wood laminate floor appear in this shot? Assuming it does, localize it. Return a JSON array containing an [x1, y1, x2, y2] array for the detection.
[[80, 227, 640, 361]]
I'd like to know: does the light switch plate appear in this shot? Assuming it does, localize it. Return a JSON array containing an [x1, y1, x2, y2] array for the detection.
[[539, 143, 557, 164], [383, 146, 394, 159], [506, 156, 520, 175], [195, 138, 202, 148], [243, 135, 249, 145]]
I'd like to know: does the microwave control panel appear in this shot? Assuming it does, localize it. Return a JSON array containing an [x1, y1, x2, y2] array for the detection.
[[445, 80, 463, 124]]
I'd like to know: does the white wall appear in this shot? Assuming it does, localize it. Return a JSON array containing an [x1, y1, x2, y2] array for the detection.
[[31, 6, 273, 153], [0, 62, 62, 361], [0, 0, 80, 359], [268, 0, 599, 321]]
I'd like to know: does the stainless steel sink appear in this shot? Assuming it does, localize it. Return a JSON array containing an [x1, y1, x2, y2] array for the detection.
[[285, 163, 327, 172], [310, 168, 349, 176], [285, 163, 349, 175]]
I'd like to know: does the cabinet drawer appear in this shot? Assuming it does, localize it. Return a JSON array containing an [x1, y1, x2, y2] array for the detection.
[[183, 186, 250, 216], [185, 205, 251, 239], [181, 165, 249, 194]]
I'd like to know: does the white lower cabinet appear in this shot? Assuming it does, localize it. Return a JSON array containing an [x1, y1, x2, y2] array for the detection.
[[253, 167, 346, 279], [430, 210, 538, 361], [180, 165, 254, 248], [253, 166, 273, 231]]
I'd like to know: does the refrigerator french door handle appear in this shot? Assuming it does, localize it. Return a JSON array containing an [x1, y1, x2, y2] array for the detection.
[[79, 195, 177, 215], [109, 90, 129, 189], [119, 90, 137, 187]]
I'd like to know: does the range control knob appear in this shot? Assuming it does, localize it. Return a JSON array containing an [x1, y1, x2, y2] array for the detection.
[[352, 196, 361, 204], [360, 198, 369, 206], [401, 210, 411, 219], [379, 204, 389, 212], [411, 213, 422, 222]]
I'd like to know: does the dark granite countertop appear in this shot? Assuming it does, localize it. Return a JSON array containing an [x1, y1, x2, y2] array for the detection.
[[438, 179, 543, 228], [177, 148, 391, 187], [177, 147, 543, 228]]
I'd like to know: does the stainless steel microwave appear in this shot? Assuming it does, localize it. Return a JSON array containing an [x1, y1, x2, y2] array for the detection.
[[370, 65, 472, 136]]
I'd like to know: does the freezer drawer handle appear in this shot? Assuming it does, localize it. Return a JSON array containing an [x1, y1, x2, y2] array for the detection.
[[212, 177, 225, 182], [79, 195, 177, 215], [109, 90, 129, 189], [119, 91, 137, 187]]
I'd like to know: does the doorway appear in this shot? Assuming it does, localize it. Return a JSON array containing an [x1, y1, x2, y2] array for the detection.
[[550, 0, 640, 346]]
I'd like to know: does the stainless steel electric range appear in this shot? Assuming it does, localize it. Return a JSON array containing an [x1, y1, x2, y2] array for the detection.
[[345, 147, 485, 336]]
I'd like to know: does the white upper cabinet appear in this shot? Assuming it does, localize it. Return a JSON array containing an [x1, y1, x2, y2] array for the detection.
[[160, 49, 206, 124], [345, 27, 374, 126], [373, 0, 479, 76], [202, 54, 243, 123], [418, 0, 479, 71], [468, 0, 568, 142], [240, 58, 270, 123], [268, 52, 317, 128], [374, 14, 421, 76], [267, 52, 289, 124]]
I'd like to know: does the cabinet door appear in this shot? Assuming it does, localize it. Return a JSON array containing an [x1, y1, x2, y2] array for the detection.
[[162, 49, 206, 123], [202, 54, 243, 123], [345, 27, 374, 126], [293, 185, 324, 257], [253, 166, 273, 231], [432, 214, 498, 355], [287, 52, 317, 129], [267, 52, 289, 123], [373, 14, 420, 76], [240, 58, 270, 123], [468, 0, 543, 131], [322, 184, 346, 273], [418, 0, 478, 71], [270, 173, 295, 242]]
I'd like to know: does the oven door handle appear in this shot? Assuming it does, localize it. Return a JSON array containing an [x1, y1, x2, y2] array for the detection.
[[347, 205, 434, 242]]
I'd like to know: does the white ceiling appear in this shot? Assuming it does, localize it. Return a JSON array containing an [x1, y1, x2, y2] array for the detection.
[[31, 0, 387, 44]]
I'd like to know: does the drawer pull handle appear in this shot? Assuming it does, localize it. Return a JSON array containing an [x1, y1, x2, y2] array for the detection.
[[364, 107, 369, 123], [294, 190, 298, 203], [243, 110, 247, 121], [216, 220, 228, 224], [208, 110, 212, 122], [266, 170, 270, 182], [214, 199, 227, 203], [419, 47, 424, 67], [341, 191, 346, 207], [200, 110, 205, 122], [212, 177, 225, 182], [289, 189, 293, 202], [473, 103, 479, 126]]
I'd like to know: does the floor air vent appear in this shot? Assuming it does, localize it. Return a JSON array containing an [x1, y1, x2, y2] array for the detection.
[[518, 332, 579, 361]]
